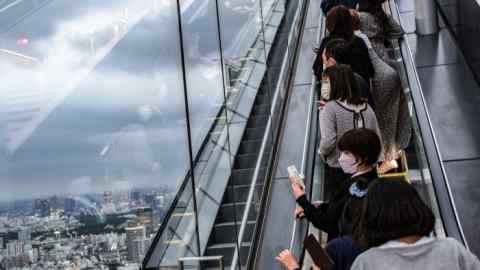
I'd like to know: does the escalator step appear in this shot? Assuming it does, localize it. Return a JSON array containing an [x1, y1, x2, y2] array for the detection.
[[205, 242, 251, 267], [215, 202, 258, 224], [234, 153, 261, 169], [223, 184, 264, 204], [253, 104, 271, 116], [254, 94, 270, 106], [208, 221, 256, 245], [229, 168, 266, 186], [238, 140, 262, 155], [247, 115, 269, 128], [243, 127, 267, 141]]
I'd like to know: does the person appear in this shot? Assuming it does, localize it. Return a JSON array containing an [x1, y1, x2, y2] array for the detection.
[[321, 38, 375, 110], [293, 128, 381, 240], [357, 0, 404, 63], [318, 65, 381, 196], [351, 9, 411, 172], [276, 249, 321, 270], [277, 197, 365, 270], [321, 0, 357, 15], [313, 5, 374, 85], [351, 177, 480, 270]]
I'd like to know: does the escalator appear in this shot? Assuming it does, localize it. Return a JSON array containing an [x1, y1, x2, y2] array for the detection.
[[143, 0, 477, 268], [203, 82, 270, 268], [142, 0, 307, 268], [245, 0, 472, 268]]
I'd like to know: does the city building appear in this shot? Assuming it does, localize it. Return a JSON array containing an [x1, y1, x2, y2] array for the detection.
[[17, 227, 31, 243], [125, 221, 146, 263]]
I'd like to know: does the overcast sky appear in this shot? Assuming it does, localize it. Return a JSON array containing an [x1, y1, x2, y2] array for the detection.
[[0, 0, 268, 202]]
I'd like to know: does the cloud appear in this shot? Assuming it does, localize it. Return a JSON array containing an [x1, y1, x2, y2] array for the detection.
[[0, 0, 266, 203]]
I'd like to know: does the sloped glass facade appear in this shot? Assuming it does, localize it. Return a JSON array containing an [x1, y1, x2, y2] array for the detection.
[[0, 0, 281, 268]]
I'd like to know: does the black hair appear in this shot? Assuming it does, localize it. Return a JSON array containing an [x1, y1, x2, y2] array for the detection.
[[324, 38, 350, 65], [326, 5, 354, 40], [324, 64, 363, 105], [337, 128, 381, 166], [355, 177, 435, 247], [358, 0, 389, 34]]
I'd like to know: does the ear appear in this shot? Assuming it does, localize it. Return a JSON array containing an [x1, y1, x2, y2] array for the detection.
[[355, 155, 365, 166]]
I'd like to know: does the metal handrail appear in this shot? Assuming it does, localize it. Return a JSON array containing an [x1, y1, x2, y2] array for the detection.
[[389, 0, 468, 246], [289, 5, 325, 251]]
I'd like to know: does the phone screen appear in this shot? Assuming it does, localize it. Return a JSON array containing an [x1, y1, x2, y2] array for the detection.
[[304, 234, 334, 270]]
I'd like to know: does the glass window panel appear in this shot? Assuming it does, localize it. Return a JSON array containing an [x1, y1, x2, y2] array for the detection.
[[0, 0, 192, 268]]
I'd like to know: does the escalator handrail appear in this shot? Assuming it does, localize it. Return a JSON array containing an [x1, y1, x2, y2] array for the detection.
[[389, 0, 468, 247], [289, 7, 325, 251]]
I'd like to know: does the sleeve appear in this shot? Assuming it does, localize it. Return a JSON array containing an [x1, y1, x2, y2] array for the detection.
[[450, 238, 480, 270], [313, 38, 328, 79], [357, 38, 375, 79], [319, 103, 337, 157], [368, 108, 385, 161], [385, 15, 405, 39], [297, 195, 332, 232]]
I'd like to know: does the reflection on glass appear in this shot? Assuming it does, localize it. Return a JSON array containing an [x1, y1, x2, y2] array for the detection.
[[0, 0, 287, 268], [0, 1, 192, 269]]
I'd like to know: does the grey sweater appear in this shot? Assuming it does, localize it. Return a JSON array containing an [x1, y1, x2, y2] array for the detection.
[[319, 100, 380, 168], [351, 237, 480, 270]]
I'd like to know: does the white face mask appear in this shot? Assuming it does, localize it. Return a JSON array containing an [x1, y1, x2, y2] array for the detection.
[[321, 78, 331, 100], [338, 152, 358, 174]]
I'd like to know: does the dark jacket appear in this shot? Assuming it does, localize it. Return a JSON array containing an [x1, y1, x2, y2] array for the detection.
[[321, 0, 358, 15], [326, 236, 363, 270], [296, 169, 378, 240], [313, 36, 374, 85]]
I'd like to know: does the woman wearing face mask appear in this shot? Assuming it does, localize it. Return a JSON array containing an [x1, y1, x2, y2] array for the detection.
[[318, 64, 381, 198], [292, 128, 381, 241]]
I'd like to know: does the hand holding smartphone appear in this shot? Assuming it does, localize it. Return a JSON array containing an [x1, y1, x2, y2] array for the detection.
[[287, 165, 305, 189]]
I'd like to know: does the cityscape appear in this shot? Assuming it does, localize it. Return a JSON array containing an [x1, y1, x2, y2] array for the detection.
[[0, 188, 174, 270]]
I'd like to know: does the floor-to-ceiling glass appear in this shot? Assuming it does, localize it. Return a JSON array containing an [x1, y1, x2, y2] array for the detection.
[[0, 1, 192, 269]]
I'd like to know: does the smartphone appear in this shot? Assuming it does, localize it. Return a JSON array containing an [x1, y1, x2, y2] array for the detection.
[[287, 165, 305, 189], [304, 234, 334, 270]]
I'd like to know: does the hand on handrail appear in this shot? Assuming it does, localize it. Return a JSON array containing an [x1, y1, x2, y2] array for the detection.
[[276, 249, 323, 270], [294, 206, 305, 219], [276, 249, 300, 270]]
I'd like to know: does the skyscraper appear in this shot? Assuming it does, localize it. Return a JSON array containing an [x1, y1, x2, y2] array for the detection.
[[136, 207, 153, 236], [17, 227, 31, 243], [125, 220, 146, 262], [34, 199, 51, 217], [103, 191, 115, 214], [6, 240, 24, 258], [65, 195, 76, 213], [131, 190, 142, 202]]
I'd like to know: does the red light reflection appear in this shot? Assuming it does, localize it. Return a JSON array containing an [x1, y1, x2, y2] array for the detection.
[[16, 37, 29, 46]]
